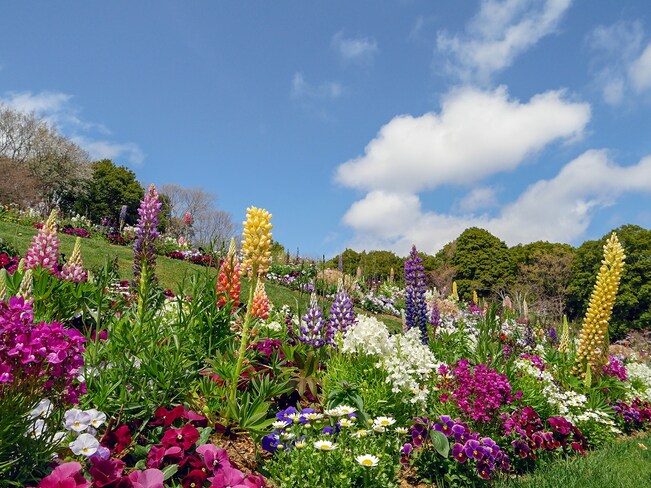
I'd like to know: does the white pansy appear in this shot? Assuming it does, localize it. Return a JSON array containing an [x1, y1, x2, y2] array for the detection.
[[29, 399, 53, 419], [69, 433, 99, 456]]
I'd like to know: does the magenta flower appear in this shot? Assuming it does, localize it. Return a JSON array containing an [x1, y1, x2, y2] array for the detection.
[[37, 462, 90, 488], [208, 466, 251, 488], [196, 443, 232, 473], [129, 469, 165, 488]]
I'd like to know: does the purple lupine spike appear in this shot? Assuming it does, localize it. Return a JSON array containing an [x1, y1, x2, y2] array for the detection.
[[327, 284, 356, 345], [430, 300, 441, 336], [298, 293, 325, 348], [133, 184, 162, 285], [405, 245, 429, 344], [285, 310, 297, 345]]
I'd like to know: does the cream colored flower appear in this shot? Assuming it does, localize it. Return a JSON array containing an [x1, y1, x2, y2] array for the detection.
[[314, 440, 337, 451]]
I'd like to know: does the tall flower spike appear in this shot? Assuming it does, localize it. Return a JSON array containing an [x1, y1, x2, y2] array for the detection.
[[61, 237, 87, 283], [241, 207, 272, 277], [574, 233, 625, 377], [18, 268, 33, 299], [25, 209, 60, 274], [0, 268, 7, 302], [558, 315, 570, 353], [217, 238, 241, 308], [251, 279, 270, 320], [133, 184, 162, 286], [298, 293, 325, 348], [451, 281, 458, 301], [327, 280, 356, 345], [404, 245, 429, 344]]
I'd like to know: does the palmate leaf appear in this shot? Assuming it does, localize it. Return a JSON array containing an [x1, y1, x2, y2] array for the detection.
[[430, 429, 450, 458]]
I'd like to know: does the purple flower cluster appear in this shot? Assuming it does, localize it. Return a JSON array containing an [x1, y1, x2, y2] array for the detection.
[[61, 227, 92, 239], [0, 296, 86, 403], [327, 286, 356, 345], [297, 294, 326, 348], [404, 245, 428, 344], [410, 416, 510, 481], [438, 360, 513, 422], [602, 355, 628, 381], [520, 354, 546, 371], [612, 399, 651, 432], [262, 406, 317, 452], [133, 184, 162, 285], [501, 407, 587, 461], [430, 301, 440, 332]]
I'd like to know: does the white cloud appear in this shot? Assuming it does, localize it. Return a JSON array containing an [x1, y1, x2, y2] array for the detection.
[[71, 136, 145, 165], [291, 72, 344, 101], [341, 151, 651, 255], [336, 86, 590, 193], [437, 0, 572, 83], [0, 90, 143, 165], [588, 22, 651, 104], [458, 187, 499, 211], [629, 43, 651, 93], [331, 32, 378, 64]]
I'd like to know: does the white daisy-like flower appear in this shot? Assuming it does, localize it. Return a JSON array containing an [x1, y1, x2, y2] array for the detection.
[[395, 427, 408, 435], [295, 440, 307, 449], [324, 408, 340, 417], [373, 425, 386, 433], [85, 409, 107, 429], [303, 412, 323, 421], [281, 432, 295, 440], [352, 429, 370, 438], [69, 433, 100, 456], [287, 413, 302, 423], [272, 420, 290, 430], [339, 418, 354, 428], [373, 416, 396, 427], [356, 454, 379, 467], [336, 405, 357, 416], [314, 440, 337, 451]]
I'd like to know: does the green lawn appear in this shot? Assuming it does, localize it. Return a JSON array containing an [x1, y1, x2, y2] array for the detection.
[[495, 433, 651, 488]]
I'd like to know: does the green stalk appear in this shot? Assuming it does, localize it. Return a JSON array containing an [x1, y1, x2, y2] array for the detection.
[[230, 266, 258, 403]]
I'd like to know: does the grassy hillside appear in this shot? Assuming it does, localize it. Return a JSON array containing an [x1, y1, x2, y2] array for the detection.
[[0, 220, 402, 329]]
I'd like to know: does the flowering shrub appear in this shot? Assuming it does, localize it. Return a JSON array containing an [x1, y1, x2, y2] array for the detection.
[[262, 406, 405, 487], [437, 360, 513, 423]]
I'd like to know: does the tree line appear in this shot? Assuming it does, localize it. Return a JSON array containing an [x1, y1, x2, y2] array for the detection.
[[0, 105, 234, 249], [329, 225, 651, 338]]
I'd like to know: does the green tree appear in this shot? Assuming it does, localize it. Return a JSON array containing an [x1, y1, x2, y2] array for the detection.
[[567, 225, 651, 338], [450, 227, 515, 300], [76, 159, 144, 226]]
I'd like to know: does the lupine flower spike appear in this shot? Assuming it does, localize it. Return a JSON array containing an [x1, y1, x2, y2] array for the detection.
[[217, 238, 241, 308], [25, 209, 60, 274], [299, 293, 325, 348], [231, 206, 272, 403], [574, 233, 625, 377], [133, 184, 162, 286], [451, 281, 459, 301], [558, 315, 570, 353], [61, 237, 87, 283], [241, 206, 272, 277], [327, 279, 356, 345], [404, 245, 429, 344], [0, 268, 7, 302], [251, 279, 270, 320], [18, 268, 34, 299]]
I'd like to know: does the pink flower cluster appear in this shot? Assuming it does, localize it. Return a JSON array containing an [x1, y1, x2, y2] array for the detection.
[[438, 360, 513, 422], [602, 354, 628, 381], [0, 296, 86, 403]]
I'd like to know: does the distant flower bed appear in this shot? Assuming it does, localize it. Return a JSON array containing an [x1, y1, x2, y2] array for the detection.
[[61, 226, 92, 238], [107, 233, 135, 246], [166, 249, 217, 267]]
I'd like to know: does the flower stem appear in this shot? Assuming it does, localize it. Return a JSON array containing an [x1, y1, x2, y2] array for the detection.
[[230, 267, 258, 404]]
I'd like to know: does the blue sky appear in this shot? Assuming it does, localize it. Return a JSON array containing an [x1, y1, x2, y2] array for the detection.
[[2, 1, 651, 258]]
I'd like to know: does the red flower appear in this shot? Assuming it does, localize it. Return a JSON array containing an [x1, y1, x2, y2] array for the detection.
[[101, 425, 132, 455], [182, 469, 208, 488], [160, 424, 200, 451]]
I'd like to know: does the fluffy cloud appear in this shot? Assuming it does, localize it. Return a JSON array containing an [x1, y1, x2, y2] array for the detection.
[[342, 151, 651, 255], [0, 90, 143, 165], [291, 72, 344, 100], [588, 21, 651, 104], [336, 86, 590, 193], [437, 0, 572, 83], [331, 32, 378, 64]]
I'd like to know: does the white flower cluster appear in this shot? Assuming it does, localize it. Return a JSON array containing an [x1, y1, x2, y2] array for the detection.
[[380, 328, 441, 404], [63, 407, 107, 457], [69, 213, 93, 230], [342, 316, 440, 404], [341, 315, 393, 357], [626, 362, 651, 401], [514, 359, 586, 415], [566, 409, 621, 434], [260, 320, 283, 332]]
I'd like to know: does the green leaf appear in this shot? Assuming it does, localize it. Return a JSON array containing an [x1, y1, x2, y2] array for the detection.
[[197, 426, 212, 446], [430, 430, 450, 458], [162, 464, 179, 480]]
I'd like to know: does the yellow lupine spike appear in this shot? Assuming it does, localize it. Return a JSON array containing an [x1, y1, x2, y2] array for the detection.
[[574, 233, 625, 377], [241, 207, 272, 277]]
